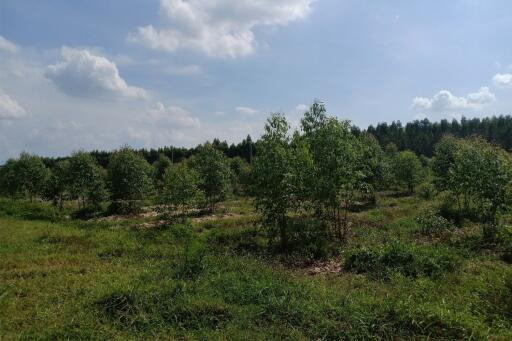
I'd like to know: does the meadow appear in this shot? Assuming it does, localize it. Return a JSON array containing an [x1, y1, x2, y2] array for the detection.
[[1, 193, 511, 340]]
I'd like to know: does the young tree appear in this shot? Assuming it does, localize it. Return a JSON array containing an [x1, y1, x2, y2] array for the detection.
[[301, 102, 362, 239], [13, 152, 49, 201], [43, 160, 70, 210], [160, 162, 203, 219], [68, 152, 107, 210], [392, 151, 422, 194], [0, 159, 20, 198], [192, 144, 231, 212], [253, 113, 296, 249], [153, 153, 172, 185], [229, 156, 251, 196], [108, 147, 153, 214]]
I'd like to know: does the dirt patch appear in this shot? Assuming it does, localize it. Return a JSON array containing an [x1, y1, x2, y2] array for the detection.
[[303, 259, 343, 276], [192, 213, 244, 223]]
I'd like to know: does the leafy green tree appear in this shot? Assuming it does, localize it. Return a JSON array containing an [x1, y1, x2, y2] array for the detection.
[[434, 137, 512, 224], [11, 152, 49, 201], [192, 144, 231, 212], [68, 152, 107, 210], [108, 147, 153, 214], [43, 160, 70, 209], [229, 156, 251, 195], [392, 151, 422, 194], [153, 153, 172, 185], [301, 102, 362, 240], [253, 113, 296, 249], [0, 159, 20, 198], [160, 162, 203, 219]]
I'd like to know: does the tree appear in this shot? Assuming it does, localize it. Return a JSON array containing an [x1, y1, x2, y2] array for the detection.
[[433, 137, 512, 225], [0, 159, 20, 198], [301, 102, 362, 240], [153, 153, 172, 186], [12, 152, 49, 201], [392, 151, 422, 194], [68, 152, 107, 210], [253, 113, 296, 249], [229, 157, 251, 195], [192, 144, 231, 212], [43, 160, 70, 210], [160, 162, 203, 219], [108, 147, 153, 214]]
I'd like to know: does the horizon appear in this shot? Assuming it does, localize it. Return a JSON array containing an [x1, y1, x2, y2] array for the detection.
[[2, 1, 512, 161]]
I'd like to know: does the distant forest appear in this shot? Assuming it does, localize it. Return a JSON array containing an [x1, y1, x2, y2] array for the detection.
[[40, 115, 512, 168]]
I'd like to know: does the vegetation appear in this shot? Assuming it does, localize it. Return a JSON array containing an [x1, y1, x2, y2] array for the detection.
[[2, 103, 512, 339]]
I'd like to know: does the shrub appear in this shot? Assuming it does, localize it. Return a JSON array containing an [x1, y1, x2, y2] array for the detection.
[[415, 210, 454, 236], [345, 240, 460, 279], [417, 182, 436, 200]]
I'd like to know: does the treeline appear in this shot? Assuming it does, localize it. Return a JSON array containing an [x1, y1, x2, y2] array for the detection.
[[1, 102, 512, 251], [367, 115, 512, 156], [42, 136, 256, 169]]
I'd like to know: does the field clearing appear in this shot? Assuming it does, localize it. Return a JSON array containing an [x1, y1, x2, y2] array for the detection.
[[1, 194, 511, 340]]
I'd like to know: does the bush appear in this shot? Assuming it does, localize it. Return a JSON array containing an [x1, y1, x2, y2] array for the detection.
[[415, 210, 454, 236], [417, 182, 436, 200], [345, 240, 460, 279]]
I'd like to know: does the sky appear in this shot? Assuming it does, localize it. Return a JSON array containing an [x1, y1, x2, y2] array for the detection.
[[1, 0, 512, 162]]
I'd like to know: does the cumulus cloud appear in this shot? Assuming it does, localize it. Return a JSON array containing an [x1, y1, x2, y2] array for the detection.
[[127, 0, 315, 58], [236, 106, 259, 116], [0, 36, 18, 53], [493, 73, 512, 87], [45, 47, 148, 100], [412, 87, 495, 112], [147, 102, 200, 128], [0, 92, 28, 119]]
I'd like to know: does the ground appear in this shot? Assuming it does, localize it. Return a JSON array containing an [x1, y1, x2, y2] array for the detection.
[[1, 194, 511, 340]]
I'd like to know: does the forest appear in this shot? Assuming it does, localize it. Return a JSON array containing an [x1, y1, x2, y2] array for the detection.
[[1, 102, 512, 340]]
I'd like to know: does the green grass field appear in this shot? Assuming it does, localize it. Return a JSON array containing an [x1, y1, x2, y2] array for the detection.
[[1, 194, 512, 340]]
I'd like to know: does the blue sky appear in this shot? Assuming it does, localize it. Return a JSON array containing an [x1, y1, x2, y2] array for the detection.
[[1, 0, 512, 162]]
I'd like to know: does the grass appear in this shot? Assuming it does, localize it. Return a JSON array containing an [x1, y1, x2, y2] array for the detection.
[[1, 194, 512, 339]]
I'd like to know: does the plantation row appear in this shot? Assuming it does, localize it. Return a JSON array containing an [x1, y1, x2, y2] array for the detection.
[[1, 102, 512, 247]]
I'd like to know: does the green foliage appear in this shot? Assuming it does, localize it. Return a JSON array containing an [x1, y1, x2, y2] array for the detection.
[[0, 152, 49, 200], [108, 147, 153, 214], [191, 144, 231, 212], [415, 210, 454, 236], [432, 136, 512, 224], [228, 157, 251, 195], [152, 153, 172, 185], [42, 160, 70, 209], [253, 113, 296, 249], [345, 240, 460, 279], [301, 102, 364, 239], [68, 151, 107, 210], [392, 150, 422, 193], [160, 162, 203, 218]]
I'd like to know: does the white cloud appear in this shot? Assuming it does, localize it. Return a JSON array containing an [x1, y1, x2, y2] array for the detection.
[[236, 106, 259, 116], [147, 102, 200, 128], [45, 47, 148, 100], [0, 92, 28, 120], [295, 104, 308, 112], [412, 87, 495, 112], [0, 36, 18, 53], [493, 73, 512, 87], [127, 0, 315, 58]]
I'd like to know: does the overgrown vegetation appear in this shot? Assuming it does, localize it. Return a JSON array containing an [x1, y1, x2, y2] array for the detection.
[[2, 103, 512, 339]]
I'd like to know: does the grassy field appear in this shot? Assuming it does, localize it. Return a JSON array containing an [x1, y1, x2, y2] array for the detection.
[[1, 194, 512, 340]]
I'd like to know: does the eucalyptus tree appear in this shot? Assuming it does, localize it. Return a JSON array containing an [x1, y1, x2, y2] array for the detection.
[[253, 113, 296, 249], [10, 152, 49, 201], [301, 102, 362, 240], [160, 162, 203, 219], [192, 144, 231, 212], [392, 151, 423, 194], [68, 152, 107, 210], [108, 147, 154, 214], [43, 160, 70, 209]]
